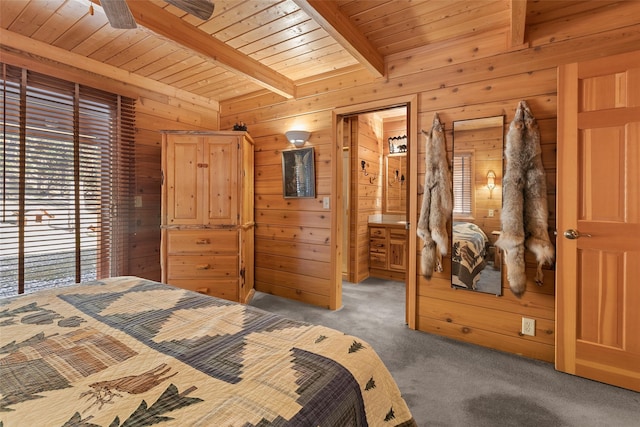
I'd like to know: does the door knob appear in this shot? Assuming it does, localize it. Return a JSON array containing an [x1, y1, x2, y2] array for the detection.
[[563, 229, 592, 239]]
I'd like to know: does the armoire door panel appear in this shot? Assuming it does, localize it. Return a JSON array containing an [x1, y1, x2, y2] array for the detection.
[[166, 135, 201, 224], [205, 138, 238, 224]]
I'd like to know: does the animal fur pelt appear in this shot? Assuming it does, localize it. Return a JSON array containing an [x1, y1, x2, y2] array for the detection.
[[417, 113, 452, 278], [496, 101, 555, 297]]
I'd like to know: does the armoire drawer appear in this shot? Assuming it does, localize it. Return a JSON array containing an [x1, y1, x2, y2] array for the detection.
[[167, 229, 238, 254], [167, 255, 238, 278], [167, 279, 238, 301]]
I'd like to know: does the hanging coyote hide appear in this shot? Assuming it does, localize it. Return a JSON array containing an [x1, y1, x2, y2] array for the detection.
[[417, 113, 452, 278], [496, 101, 555, 297]]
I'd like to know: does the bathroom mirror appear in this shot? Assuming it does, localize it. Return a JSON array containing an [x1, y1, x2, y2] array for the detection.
[[385, 154, 406, 213], [451, 116, 504, 295]]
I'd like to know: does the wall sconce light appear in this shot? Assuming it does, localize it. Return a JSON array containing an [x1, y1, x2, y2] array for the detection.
[[361, 160, 377, 184], [285, 130, 310, 148], [487, 170, 496, 198]]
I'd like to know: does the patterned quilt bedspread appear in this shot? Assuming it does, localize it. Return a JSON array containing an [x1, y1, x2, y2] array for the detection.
[[0, 276, 416, 427], [451, 222, 489, 290]]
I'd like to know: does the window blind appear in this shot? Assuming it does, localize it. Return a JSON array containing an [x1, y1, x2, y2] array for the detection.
[[0, 64, 135, 296], [453, 152, 473, 216]]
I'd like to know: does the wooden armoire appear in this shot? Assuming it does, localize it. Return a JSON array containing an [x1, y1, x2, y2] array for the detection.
[[160, 130, 255, 303]]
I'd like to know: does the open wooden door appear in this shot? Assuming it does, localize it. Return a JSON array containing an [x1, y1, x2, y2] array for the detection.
[[557, 50, 640, 391]]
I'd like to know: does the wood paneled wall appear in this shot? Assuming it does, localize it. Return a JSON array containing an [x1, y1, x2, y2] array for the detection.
[[252, 124, 334, 307], [221, 4, 640, 360]]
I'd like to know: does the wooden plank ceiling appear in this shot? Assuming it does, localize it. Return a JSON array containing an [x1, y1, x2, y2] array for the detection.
[[0, 0, 615, 103]]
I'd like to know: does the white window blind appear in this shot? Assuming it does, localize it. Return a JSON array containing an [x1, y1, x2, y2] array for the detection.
[[1, 64, 135, 296], [453, 152, 473, 216]]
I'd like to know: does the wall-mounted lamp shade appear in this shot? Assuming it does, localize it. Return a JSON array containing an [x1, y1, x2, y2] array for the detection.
[[285, 130, 311, 148], [486, 170, 496, 190]]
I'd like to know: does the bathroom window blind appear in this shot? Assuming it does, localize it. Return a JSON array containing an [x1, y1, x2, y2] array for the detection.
[[0, 64, 135, 296]]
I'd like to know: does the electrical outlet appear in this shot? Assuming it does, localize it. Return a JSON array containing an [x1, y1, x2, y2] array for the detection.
[[488, 209, 494, 217], [522, 317, 535, 336], [323, 196, 330, 209], [134, 195, 142, 208]]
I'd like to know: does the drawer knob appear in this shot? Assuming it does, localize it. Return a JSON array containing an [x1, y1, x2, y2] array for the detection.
[[196, 264, 211, 270], [196, 238, 211, 245]]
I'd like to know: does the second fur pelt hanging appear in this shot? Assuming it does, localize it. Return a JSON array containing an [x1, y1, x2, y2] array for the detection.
[[417, 113, 452, 278], [496, 101, 555, 297]]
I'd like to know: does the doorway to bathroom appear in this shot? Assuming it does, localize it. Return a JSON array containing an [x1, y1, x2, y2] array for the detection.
[[333, 95, 418, 327]]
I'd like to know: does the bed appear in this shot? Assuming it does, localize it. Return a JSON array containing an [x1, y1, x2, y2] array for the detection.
[[0, 276, 416, 426], [451, 222, 489, 290]]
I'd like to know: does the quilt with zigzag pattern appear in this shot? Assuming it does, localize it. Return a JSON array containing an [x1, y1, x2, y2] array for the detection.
[[0, 276, 416, 426]]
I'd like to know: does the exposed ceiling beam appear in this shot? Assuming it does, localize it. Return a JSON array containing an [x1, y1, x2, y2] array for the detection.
[[292, 0, 385, 78], [0, 28, 218, 109], [123, 0, 296, 99], [510, 0, 528, 48]]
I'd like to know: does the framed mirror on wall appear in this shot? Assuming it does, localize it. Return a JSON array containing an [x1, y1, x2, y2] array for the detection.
[[451, 116, 504, 295]]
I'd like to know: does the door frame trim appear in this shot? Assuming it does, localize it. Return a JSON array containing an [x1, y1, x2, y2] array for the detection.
[[331, 94, 418, 327], [556, 61, 579, 372]]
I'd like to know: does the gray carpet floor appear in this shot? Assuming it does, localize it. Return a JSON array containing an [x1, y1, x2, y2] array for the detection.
[[250, 277, 639, 427]]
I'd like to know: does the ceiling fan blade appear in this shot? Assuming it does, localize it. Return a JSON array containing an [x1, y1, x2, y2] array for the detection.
[[101, 0, 137, 29], [165, 0, 214, 21]]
